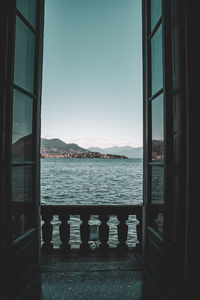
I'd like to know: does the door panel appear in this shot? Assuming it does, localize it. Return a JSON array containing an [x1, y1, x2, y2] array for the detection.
[[12, 230, 37, 298], [11, 1, 44, 298], [143, 0, 190, 299], [12, 89, 33, 161], [0, 0, 44, 299], [12, 166, 33, 240], [14, 16, 35, 93], [151, 26, 163, 95], [16, 0, 37, 29], [143, 0, 171, 298], [150, 0, 162, 31]]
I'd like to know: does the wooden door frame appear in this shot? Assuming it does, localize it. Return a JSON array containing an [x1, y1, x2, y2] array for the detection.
[[0, 1, 17, 298], [0, 1, 45, 298], [185, 1, 198, 298], [143, 0, 197, 299], [142, 0, 176, 298]]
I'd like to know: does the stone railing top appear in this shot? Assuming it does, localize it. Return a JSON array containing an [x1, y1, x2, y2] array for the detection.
[[41, 204, 143, 215]]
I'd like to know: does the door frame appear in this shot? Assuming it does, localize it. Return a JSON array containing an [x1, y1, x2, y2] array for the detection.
[[142, 0, 174, 298], [0, 1, 17, 298], [0, 1, 45, 299]]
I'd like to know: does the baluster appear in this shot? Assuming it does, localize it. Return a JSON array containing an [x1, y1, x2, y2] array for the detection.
[[135, 210, 142, 252], [80, 214, 90, 252], [41, 211, 53, 253], [117, 214, 128, 251], [59, 213, 70, 252], [99, 215, 109, 250]]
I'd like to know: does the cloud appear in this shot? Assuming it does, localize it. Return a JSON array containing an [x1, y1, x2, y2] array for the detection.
[[41, 133, 142, 148], [60, 136, 142, 148]]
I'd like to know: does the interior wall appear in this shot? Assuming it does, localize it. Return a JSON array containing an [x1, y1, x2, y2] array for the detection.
[[185, 0, 198, 299]]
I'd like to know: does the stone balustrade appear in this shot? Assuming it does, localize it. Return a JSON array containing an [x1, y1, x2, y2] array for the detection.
[[41, 204, 143, 253]]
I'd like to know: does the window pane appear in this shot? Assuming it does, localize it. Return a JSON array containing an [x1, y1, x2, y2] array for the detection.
[[14, 16, 35, 93], [151, 0, 162, 31], [151, 165, 164, 204], [12, 89, 33, 161], [17, 0, 36, 28], [12, 166, 34, 239], [152, 94, 164, 160], [149, 165, 164, 235], [151, 25, 163, 95]]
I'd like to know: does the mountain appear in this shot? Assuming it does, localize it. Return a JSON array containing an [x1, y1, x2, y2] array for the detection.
[[41, 138, 89, 155], [40, 138, 127, 159], [13, 137, 140, 159], [88, 146, 143, 158]]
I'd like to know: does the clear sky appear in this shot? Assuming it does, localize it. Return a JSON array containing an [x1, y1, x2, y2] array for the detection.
[[41, 0, 142, 148]]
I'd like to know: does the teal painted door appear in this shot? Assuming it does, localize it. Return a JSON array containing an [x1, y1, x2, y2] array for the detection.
[[143, 0, 173, 298], [2, 1, 45, 298]]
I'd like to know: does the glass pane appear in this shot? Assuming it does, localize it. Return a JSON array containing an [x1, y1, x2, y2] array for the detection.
[[152, 94, 164, 160], [151, 165, 164, 204], [17, 0, 36, 28], [12, 89, 33, 162], [151, 0, 162, 31], [14, 16, 35, 93], [149, 165, 164, 235], [151, 25, 163, 95], [12, 166, 34, 239]]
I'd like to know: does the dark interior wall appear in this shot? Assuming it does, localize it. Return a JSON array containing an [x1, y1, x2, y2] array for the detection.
[[170, 0, 198, 298], [185, 1, 199, 299], [165, 0, 198, 298], [0, 1, 15, 299], [169, 0, 187, 298]]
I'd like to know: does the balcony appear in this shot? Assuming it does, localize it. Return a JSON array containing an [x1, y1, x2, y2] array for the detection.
[[41, 204, 144, 299]]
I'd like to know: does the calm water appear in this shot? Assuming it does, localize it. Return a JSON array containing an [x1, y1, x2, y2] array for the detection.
[[41, 158, 143, 248], [41, 158, 143, 205]]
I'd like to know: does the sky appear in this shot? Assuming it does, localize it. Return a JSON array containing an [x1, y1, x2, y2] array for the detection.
[[41, 0, 142, 148]]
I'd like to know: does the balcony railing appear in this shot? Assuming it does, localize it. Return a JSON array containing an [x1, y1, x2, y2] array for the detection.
[[41, 204, 143, 253]]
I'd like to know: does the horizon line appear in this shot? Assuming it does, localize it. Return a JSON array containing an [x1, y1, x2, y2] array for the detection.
[[41, 136, 143, 149]]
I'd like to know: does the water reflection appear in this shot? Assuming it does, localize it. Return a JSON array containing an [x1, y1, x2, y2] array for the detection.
[[12, 166, 33, 239], [152, 140, 164, 160], [149, 165, 164, 235], [12, 89, 33, 161], [152, 94, 164, 161]]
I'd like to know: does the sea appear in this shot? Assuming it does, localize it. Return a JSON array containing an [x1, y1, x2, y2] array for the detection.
[[41, 158, 143, 248]]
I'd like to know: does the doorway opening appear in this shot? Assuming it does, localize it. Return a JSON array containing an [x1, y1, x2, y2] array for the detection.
[[40, 0, 143, 251], [40, 1, 143, 298]]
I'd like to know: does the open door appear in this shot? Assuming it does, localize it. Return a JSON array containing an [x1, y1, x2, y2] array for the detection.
[[142, 0, 174, 299], [143, 0, 191, 298], [0, 1, 44, 299]]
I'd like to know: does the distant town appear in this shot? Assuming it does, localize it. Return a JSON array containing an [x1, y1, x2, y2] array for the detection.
[[40, 152, 127, 159], [40, 138, 128, 159]]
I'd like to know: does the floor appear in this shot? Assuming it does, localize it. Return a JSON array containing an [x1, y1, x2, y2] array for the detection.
[[41, 249, 144, 300]]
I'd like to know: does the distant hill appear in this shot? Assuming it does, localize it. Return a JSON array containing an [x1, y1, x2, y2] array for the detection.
[[88, 146, 143, 158], [41, 138, 89, 155], [13, 137, 141, 159], [40, 138, 128, 159]]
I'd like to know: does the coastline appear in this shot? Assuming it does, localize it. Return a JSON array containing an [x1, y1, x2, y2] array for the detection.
[[40, 153, 128, 159]]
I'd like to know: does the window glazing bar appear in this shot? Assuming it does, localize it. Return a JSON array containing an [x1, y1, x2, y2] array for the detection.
[[148, 16, 162, 41], [16, 9, 37, 36]]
